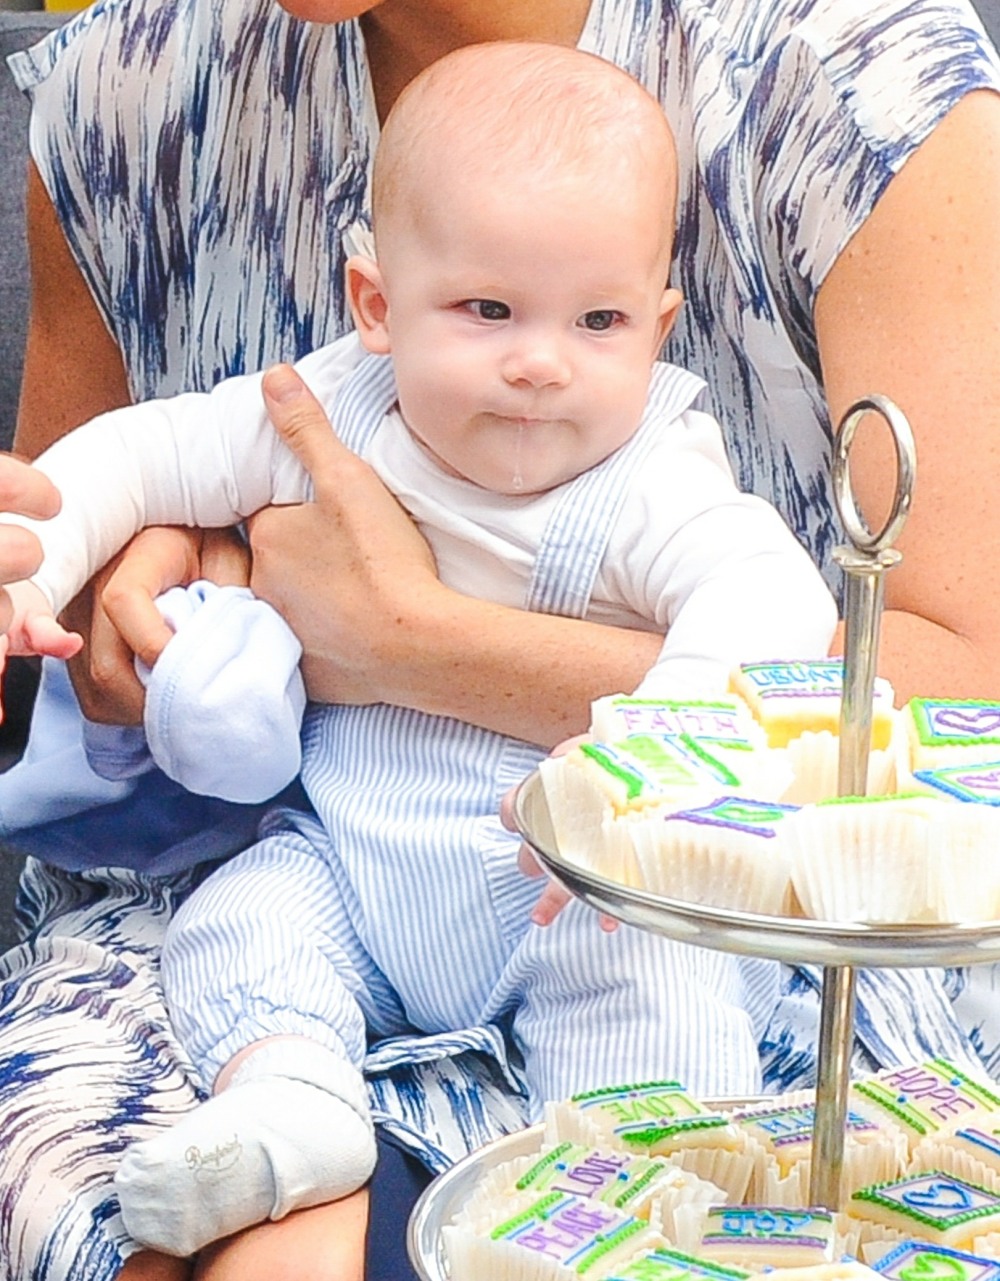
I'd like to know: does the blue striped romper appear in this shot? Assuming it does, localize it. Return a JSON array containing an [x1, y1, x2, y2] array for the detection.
[[160, 355, 781, 1118]]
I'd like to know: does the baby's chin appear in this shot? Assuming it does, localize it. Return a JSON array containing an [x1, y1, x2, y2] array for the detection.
[[473, 455, 609, 497]]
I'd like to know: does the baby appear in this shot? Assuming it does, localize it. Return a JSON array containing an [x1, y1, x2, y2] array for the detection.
[[3, 42, 836, 1258]]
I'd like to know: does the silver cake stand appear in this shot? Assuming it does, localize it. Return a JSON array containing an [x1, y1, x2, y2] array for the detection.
[[407, 398, 1000, 1277]]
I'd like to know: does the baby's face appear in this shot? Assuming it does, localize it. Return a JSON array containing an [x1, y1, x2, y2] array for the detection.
[[368, 164, 680, 496]]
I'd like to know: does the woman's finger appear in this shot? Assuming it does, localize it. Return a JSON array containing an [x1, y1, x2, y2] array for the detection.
[[99, 527, 201, 670], [0, 525, 45, 585], [0, 455, 60, 522]]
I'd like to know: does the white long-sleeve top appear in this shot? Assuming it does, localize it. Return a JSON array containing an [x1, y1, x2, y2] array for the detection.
[[22, 332, 837, 697]]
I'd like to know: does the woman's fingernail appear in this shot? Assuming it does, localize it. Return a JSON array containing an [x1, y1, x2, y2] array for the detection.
[[263, 364, 304, 404]]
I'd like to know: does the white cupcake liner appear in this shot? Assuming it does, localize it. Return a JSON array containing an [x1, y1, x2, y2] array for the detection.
[[647, 1165, 728, 1240], [859, 1238, 906, 1266], [779, 732, 894, 806], [909, 1136, 1000, 1193], [664, 1145, 755, 1204], [538, 754, 616, 873], [629, 812, 793, 915], [930, 806, 1000, 922], [784, 801, 941, 923], [451, 1154, 538, 1230]]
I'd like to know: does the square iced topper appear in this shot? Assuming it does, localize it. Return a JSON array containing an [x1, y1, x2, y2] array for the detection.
[[852, 1062, 1000, 1152], [851, 1172, 1000, 1244], [873, 1239, 1000, 1281], [561, 1080, 738, 1153], [733, 1102, 879, 1171], [696, 1204, 835, 1265], [913, 763, 1000, 806], [908, 700, 1000, 750], [604, 1247, 751, 1281], [514, 1143, 670, 1214], [490, 1190, 651, 1269], [589, 696, 764, 752]]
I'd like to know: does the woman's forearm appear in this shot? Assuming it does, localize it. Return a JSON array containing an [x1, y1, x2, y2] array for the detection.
[[304, 584, 664, 749], [833, 609, 987, 707]]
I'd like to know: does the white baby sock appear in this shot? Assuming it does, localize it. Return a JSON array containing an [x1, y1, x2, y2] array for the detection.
[[114, 1039, 376, 1258]]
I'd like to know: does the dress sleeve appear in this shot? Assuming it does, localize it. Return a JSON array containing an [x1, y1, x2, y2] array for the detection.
[[7, 0, 373, 399], [749, 1, 1000, 337]]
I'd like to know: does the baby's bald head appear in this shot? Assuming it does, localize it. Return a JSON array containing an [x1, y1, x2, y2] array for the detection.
[[371, 41, 677, 270]]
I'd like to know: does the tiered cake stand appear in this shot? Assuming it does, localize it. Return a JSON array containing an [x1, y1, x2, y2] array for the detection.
[[407, 398, 1000, 1278]]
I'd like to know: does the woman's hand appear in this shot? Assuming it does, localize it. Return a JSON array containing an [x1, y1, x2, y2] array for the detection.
[[0, 455, 61, 633], [61, 526, 251, 725], [248, 363, 441, 707]]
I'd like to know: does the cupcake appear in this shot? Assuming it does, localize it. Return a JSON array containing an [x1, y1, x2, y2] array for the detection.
[[848, 1171, 1000, 1255], [455, 1142, 700, 1228], [729, 659, 896, 804], [538, 736, 720, 883], [897, 699, 1000, 785], [545, 1081, 753, 1202], [628, 796, 798, 915], [850, 1061, 1000, 1159], [782, 794, 956, 923], [732, 1095, 905, 1206], [442, 1190, 664, 1280], [672, 1203, 839, 1269]]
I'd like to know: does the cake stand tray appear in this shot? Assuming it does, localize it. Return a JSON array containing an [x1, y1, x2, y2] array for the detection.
[[511, 770, 1000, 969], [409, 1097, 768, 1281], [408, 1126, 543, 1281]]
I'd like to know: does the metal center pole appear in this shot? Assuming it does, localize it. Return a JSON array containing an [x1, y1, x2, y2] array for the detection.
[[807, 397, 915, 1211]]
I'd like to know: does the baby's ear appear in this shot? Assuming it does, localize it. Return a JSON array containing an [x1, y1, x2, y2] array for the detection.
[[345, 255, 391, 354], [653, 285, 684, 352]]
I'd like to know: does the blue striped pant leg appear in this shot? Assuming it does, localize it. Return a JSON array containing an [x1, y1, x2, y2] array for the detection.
[[0, 858, 208, 1281], [162, 813, 412, 1085], [483, 898, 780, 1117]]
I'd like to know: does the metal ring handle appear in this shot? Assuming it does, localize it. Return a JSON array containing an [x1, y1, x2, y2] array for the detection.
[[832, 395, 916, 554]]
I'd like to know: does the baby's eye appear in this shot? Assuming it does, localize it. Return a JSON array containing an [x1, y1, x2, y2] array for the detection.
[[580, 309, 623, 332], [467, 299, 511, 321]]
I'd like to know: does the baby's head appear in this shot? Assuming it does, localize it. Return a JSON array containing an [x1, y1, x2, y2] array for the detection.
[[348, 41, 682, 495]]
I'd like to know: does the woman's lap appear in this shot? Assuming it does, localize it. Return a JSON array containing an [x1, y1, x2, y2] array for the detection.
[[9, 859, 999, 1280], [0, 860, 510, 1279], [0, 918, 204, 1278]]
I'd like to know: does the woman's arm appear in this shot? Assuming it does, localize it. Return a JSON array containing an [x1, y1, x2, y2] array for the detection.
[[815, 90, 1000, 703], [250, 366, 663, 748], [17, 167, 132, 451], [18, 166, 249, 723]]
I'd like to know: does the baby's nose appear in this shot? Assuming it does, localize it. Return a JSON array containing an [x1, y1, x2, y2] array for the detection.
[[501, 335, 571, 388]]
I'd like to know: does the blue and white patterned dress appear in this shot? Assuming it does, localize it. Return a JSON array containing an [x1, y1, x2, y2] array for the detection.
[[2, 0, 999, 1275]]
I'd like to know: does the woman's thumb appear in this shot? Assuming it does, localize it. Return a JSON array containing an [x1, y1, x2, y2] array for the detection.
[[262, 363, 342, 485]]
